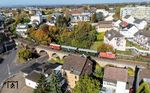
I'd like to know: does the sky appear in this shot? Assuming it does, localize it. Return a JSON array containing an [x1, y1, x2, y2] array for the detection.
[[0, 0, 149, 7]]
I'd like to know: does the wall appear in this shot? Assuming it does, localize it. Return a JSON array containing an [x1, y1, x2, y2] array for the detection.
[[62, 70, 79, 89], [25, 78, 37, 89]]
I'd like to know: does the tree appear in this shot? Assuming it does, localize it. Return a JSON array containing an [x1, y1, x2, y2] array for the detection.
[[49, 26, 61, 42], [96, 32, 105, 41], [136, 82, 150, 93], [34, 74, 48, 93], [74, 75, 100, 93], [17, 47, 32, 62], [59, 22, 97, 48], [47, 72, 62, 93], [97, 43, 114, 53], [96, 12, 104, 21], [31, 29, 51, 45], [56, 15, 71, 27], [91, 13, 97, 23], [94, 64, 104, 78], [113, 6, 121, 19], [39, 24, 49, 32]]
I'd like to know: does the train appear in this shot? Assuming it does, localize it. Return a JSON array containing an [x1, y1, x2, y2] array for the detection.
[[49, 43, 116, 59]]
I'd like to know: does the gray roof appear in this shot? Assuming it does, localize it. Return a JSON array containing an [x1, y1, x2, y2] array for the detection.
[[97, 21, 113, 28], [135, 30, 150, 37], [21, 62, 61, 74], [105, 30, 124, 41], [25, 71, 42, 82], [62, 55, 92, 75], [124, 15, 131, 19], [21, 63, 41, 74], [134, 19, 144, 24], [104, 67, 128, 82]]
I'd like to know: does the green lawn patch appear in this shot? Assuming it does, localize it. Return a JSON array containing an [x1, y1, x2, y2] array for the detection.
[[90, 41, 103, 50], [116, 50, 132, 55]]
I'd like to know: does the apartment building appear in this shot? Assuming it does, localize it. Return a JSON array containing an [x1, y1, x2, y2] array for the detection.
[[120, 6, 150, 21]]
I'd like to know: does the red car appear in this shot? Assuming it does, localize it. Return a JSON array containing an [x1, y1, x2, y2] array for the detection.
[[49, 43, 61, 50], [99, 52, 116, 59]]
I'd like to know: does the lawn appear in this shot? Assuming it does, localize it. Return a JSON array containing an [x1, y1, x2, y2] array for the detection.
[[90, 41, 103, 50], [116, 50, 132, 55]]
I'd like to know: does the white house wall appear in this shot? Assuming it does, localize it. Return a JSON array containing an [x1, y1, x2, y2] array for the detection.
[[25, 78, 38, 89]]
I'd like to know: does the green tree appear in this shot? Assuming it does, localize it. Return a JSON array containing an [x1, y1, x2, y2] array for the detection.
[[34, 74, 48, 93], [96, 32, 105, 41], [56, 15, 71, 27], [94, 64, 104, 78], [59, 22, 97, 48], [47, 72, 62, 93], [136, 82, 150, 93], [56, 16, 65, 27], [91, 13, 97, 23], [17, 48, 32, 62], [74, 75, 100, 93], [96, 12, 104, 21]]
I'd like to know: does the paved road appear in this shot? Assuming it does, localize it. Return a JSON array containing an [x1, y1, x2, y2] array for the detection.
[[0, 50, 19, 85], [0, 50, 49, 87]]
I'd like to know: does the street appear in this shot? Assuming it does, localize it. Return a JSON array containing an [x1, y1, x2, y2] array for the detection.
[[0, 50, 21, 85], [0, 49, 49, 87]]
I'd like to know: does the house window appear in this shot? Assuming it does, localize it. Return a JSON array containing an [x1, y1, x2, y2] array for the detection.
[[75, 81, 77, 84], [75, 76, 77, 79]]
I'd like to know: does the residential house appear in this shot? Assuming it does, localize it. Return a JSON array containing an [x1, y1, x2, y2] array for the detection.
[[120, 25, 139, 38], [96, 21, 113, 33], [25, 71, 42, 89], [96, 9, 109, 17], [69, 11, 91, 23], [16, 24, 28, 38], [104, 15, 114, 21], [133, 30, 150, 50], [62, 55, 94, 88], [21, 62, 64, 89], [104, 30, 126, 51], [133, 19, 147, 30], [101, 67, 130, 93], [30, 15, 42, 25], [104, 9, 115, 21], [112, 20, 122, 30], [119, 21, 129, 28], [122, 15, 135, 24]]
